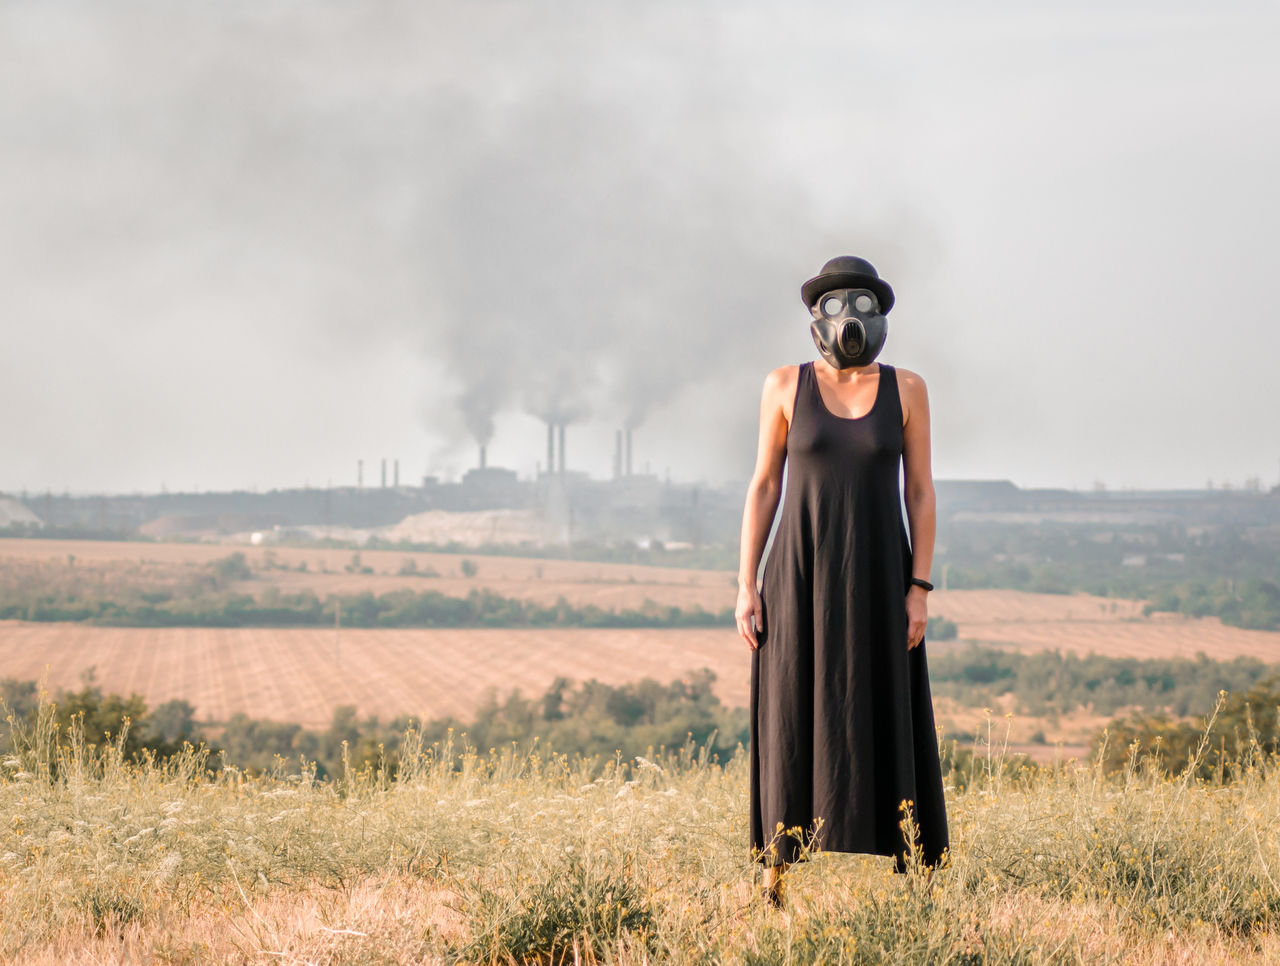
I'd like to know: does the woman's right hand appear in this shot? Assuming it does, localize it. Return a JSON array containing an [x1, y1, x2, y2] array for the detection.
[[736, 582, 765, 650]]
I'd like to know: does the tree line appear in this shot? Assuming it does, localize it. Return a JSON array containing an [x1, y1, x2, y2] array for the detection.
[[0, 559, 735, 628], [0, 668, 749, 783], [2, 551, 960, 635], [928, 644, 1277, 717], [939, 521, 1280, 630], [4, 647, 1276, 785]]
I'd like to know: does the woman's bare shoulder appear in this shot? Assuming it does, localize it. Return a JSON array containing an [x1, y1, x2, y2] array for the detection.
[[894, 366, 929, 400], [763, 363, 800, 392], [893, 365, 928, 389], [762, 364, 801, 409], [762, 365, 802, 427], [893, 366, 930, 426]]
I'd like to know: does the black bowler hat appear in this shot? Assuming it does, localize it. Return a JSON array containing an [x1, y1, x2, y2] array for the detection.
[[801, 255, 895, 314]]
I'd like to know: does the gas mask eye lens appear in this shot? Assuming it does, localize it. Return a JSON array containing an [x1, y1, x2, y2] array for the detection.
[[854, 294, 874, 312], [821, 296, 843, 317]]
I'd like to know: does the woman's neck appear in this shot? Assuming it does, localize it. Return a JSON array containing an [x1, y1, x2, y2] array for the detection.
[[816, 358, 881, 382]]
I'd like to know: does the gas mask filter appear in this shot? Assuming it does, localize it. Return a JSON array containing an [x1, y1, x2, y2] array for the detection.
[[808, 287, 888, 369]]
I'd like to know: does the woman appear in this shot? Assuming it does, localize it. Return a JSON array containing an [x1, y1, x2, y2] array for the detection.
[[736, 255, 950, 908]]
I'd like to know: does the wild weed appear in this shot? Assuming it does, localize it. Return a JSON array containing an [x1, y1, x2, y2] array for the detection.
[[2, 682, 1279, 962]]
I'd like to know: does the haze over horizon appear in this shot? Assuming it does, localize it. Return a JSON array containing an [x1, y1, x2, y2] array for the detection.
[[3, 1, 1278, 497]]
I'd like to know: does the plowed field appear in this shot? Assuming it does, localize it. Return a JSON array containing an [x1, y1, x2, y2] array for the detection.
[[0, 622, 746, 729], [928, 589, 1280, 663], [3, 540, 1279, 751], [0, 537, 736, 611]]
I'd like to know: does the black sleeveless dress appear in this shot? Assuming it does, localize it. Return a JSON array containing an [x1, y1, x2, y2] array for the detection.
[[749, 360, 949, 871]]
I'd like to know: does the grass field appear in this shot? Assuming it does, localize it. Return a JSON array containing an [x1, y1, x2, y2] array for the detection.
[[5, 541, 1280, 961], [1, 690, 1278, 964]]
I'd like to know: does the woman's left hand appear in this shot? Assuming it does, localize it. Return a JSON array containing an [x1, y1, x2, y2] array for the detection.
[[906, 585, 928, 650]]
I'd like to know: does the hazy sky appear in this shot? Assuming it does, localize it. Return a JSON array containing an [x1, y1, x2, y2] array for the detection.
[[3, 0, 1278, 496]]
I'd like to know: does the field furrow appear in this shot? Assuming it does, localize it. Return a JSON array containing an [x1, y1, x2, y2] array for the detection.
[[0, 623, 745, 729]]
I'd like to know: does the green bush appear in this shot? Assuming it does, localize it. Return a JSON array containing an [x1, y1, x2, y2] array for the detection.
[[928, 645, 1275, 718], [0, 583, 735, 629], [1094, 676, 1280, 779], [2, 669, 749, 782], [926, 615, 957, 640], [454, 852, 655, 964], [210, 552, 252, 583]]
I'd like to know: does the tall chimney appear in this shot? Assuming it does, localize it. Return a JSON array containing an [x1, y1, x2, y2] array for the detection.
[[479, 444, 487, 469], [357, 459, 363, 488], [625, 428, 633, 476], [614, 429, 622, 479], [381, 458, 387, 488], [557, 423, 566, 475], [394, 459, 400, 487], [546, 423, 555, 478]]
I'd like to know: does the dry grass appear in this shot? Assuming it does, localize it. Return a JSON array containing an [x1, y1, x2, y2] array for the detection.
[[2, 689, 1279, 964], [931, 694, 1106, 763]]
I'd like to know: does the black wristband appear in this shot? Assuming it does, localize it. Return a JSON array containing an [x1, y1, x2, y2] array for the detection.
[[909, 577, 934, 592]]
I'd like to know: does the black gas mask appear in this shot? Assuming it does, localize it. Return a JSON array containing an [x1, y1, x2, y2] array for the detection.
[[808, 287, 888, 370]]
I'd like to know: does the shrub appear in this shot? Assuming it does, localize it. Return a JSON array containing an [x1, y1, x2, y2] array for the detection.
[[210, 552, 251, 583]]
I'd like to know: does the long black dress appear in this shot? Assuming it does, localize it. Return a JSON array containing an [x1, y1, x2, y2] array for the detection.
[[749, 360, 949, 871]]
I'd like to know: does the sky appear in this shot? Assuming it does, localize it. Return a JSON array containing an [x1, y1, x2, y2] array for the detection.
[[2, 0, 1278, 496]]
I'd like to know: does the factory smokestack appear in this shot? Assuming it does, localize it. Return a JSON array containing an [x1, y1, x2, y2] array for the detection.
[[479, 444, 487, 469], [394, 459, 399, 487], [546, 423, 555, 479], [557, 423, 566, 475], [357, 459, 363, 488], [614, 429, 622, 479], [381, 458, 387, 488], [626, 428, 633, 476]]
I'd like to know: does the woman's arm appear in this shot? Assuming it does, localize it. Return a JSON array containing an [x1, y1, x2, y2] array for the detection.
[[736, 366, 792, 650], [900, 368, 935, 650]]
